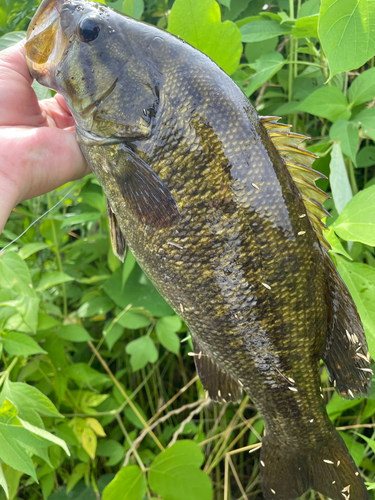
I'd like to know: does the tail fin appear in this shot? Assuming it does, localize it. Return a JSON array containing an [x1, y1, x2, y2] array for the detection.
[[260, 427, 369, 500]]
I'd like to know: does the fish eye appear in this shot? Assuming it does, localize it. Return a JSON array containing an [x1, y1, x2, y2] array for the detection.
[[79, 17, 101, 43]]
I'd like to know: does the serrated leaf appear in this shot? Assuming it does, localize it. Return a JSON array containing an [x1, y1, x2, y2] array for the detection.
[[243, 51, 285, 97], [102, 466, 146, 500], [329, 120, 359, 164], [298, 86, 351, 122], [56, 325, 93, 342], [168, 0, 242, 75], [318, 0, 375, 78], [125, 336, 158, 371], [335, 256, 375, 358], [348, 67, 375, 107], [329, 142, 353, 214], [240, 18, 291, 42], [333, 185, 375, 245], [36, 272, 74, 292], [1, 332, 46, 356], [149, 441, 212, 500]]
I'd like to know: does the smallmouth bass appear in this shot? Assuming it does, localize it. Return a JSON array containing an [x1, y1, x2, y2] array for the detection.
[[25, 1, 372, 498]]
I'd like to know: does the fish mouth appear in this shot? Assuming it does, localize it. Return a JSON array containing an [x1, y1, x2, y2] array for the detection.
[[25, 0, 69, 90]]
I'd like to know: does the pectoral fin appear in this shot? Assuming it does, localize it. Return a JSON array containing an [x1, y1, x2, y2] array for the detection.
[[113, 144, 181, 229], [192, 337, 242, 404], [106, 198, 126, 262]]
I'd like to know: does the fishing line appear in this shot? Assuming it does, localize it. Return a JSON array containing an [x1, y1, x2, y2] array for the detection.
[[0, 186, 75, 255]]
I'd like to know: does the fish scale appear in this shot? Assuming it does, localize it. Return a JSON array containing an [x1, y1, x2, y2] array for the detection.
[[25, 1, 371, 498]]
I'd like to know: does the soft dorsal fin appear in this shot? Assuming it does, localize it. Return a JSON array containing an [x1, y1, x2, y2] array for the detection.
[[261, 116, 330, 249]]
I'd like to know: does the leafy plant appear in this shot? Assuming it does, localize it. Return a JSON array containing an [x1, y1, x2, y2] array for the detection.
[[1, 0, 375, 499]]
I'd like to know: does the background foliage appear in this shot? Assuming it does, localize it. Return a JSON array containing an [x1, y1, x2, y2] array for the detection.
[[1, 0, 375, 498]]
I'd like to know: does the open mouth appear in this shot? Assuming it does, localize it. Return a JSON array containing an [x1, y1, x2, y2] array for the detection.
[[25, 0, 69, 87]]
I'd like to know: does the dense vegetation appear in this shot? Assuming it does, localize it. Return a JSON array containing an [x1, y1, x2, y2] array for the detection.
[[1, 0, 375, 498]]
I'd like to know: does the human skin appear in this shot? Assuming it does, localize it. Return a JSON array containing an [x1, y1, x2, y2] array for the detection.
[[0, 41, 89, 234]]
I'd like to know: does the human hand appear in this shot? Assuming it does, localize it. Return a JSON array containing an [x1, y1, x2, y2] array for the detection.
[[0, 40, 89, 234]]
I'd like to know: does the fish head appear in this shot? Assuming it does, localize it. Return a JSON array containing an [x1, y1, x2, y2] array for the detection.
[[25, 0, 161, 141]]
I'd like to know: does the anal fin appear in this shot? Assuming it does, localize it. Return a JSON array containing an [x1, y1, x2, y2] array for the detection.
[[323, 254, 372, 399], [106, 198, 126, 262], [191, 337, 242, 404]]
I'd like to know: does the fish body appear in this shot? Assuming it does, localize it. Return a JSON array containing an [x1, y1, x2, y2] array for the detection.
[[25, 2, 372, 498]]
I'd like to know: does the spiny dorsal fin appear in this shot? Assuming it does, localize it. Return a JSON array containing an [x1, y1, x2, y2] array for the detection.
[[261, 116, 331, 249]]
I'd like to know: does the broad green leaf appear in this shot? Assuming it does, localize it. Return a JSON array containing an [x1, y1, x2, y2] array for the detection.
[[0, 31, 26, 51], [356, 146, 375, 167], [60, 212, 101, 228], [329, 120, 359, 165], [63, 363, 110, 388], [81, 427, 97, 459], [1, 332, 46, 356], [298, 86, 350, 122], [56, 325, 93, 342], [1, 380, 62, 420], [356, 433, 375, 455], [96, 440, 124, 466], [102, 466, 146, 500], [168, 0, 242, 75], [122, 0, 143, 19], [0, 426, 36, 480], [125, 336, 158, 371], [149, 441, 213, 500], [335, 257, 375, 357], [240, 19, 291, 42], [155, 315, 182, 354], [339, 432, 365, 467], [103, 321, 124, 350], [36, 272, 74, 292], [0, 463, 8, 499], [329, 143, 353, 214], [18, 418, 70, 456], [333, 185, 375, 245], [18, 242, 51, 260], [0, 294, 40, 334], [244, 36, 278, 64], [292, 14, 318, 39], [354, 108, 375, 141], [299, 0, 320, 17], [243, 51, 285, 97], [318, 0, 375, 78], [116, 310, 152, 330], [66, 463, 90, 494], [0, 252, 35, 297], [77, 296, 114, 318], [323, 229, 352, 260], [348, 67, 375, 106], [327, 392, 361, 420]]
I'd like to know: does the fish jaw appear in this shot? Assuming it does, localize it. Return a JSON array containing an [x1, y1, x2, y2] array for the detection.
[[25, 0, 69, 90]]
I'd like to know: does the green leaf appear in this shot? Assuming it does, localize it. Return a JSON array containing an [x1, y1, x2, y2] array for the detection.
[[149, 441, 213, 500], [298, 86, 351, 121], [335, 257, 375, 357], [329, 142, 353, 214], [243, 51, 285, 97], [56, 325, 93, 342], [97, 440, 124, 466], [155, 315, 182, 354], [323, 228, 352, 260], [18, 242, 51, 260], [102, 466, 146, 500], [244, 36, 278, 64], [240, 19, 291, 42], [356, 433, 375, 455], [299, 0, 320, 17], [32, 81, 52, 101], [339, 432, 365, 467], [1, 332, 46, 356], [329, 120, 359, 165], [0, 425, 37, 480], [354, 108, 375, 141], [63, 363, 110, 388], [0, 463, 9, 500], [168, 0, 242, 75], [122, 0, 144, 19], [18, 418, 70, 456], [125, 336, 158, 371], [60, 212, 101, 228], [36, 272, 74, 292], [348, 67, 375, 106], [0, 31, 26, 51], [292, 14, 318, 39], [77, 296, 114, 318], [116, 310, 152, 329], [0, 252, 35, 297], [318, 0, 375, 78], [1, 380, 62, 420], [356, 146, 375, 167], [333, 185, 375, 245]]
